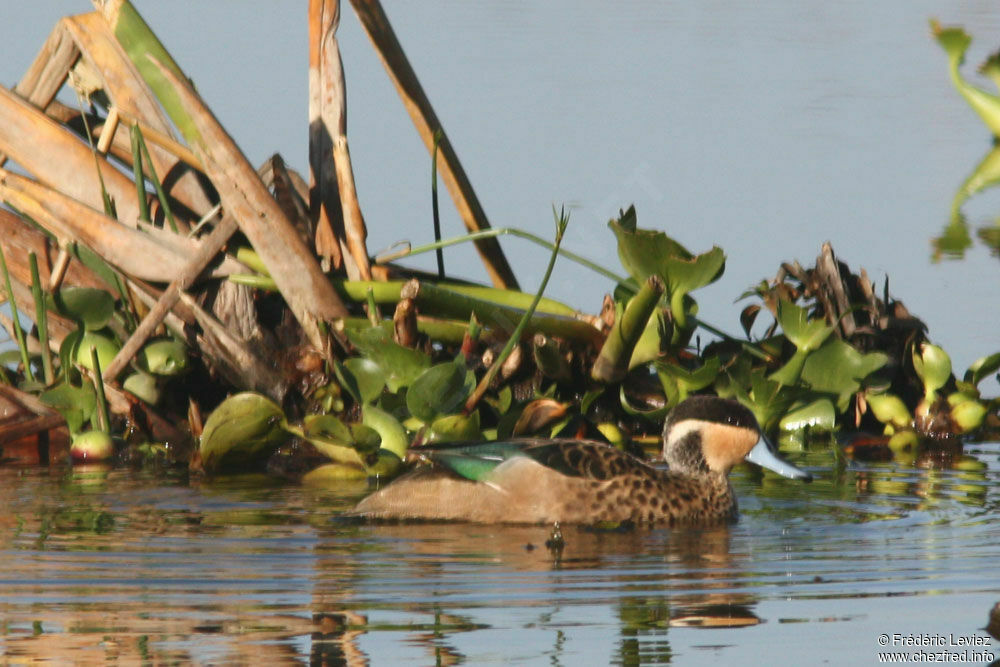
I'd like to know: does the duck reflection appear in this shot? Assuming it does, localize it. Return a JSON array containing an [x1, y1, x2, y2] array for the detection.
[[314, 521, 763, 665]]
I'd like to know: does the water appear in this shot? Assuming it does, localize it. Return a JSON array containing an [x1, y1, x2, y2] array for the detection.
[[1, 443, 998, 664]]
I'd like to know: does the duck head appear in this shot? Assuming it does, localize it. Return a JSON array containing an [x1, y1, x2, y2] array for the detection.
[[662, 395, 812, 481]]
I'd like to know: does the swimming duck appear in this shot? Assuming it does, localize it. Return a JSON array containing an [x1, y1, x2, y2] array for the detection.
[[352, 395, 812, 524]]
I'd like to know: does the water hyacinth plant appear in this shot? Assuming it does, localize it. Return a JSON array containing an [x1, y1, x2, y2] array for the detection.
[[0, 2, 996, 483]]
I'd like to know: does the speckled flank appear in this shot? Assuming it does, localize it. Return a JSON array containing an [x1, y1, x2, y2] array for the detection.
[[355, 440, 739, 525], [352, 395, 796, 525]]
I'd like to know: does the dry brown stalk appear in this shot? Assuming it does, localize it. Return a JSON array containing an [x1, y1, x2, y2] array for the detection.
[[103, 216, 240, 381], [63, 12, 213, 220], [349, 0, 519, 290], [0, 168, 244, 284], [309, 0, 372, 280], [145, 57, 350, 348], [0, 84, 146, 224]]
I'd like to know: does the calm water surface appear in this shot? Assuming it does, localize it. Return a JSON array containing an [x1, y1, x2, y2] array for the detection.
[[1, 441, 999, 665]]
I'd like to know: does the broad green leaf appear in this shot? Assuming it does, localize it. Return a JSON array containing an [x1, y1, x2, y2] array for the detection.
[[951, 399, 987, 433], [656, 357, 721, 402], [779, 398, 836, 432], [800, 339, 888, 411], [50, 287, 115, 331], [964, 352, 1000, 387], [139, 338, 188, 376], [302, 462, 368, 484], [609, 205, 691, 285], [123, 371, 161, 405], [343, 357, 386, 404], [776, 300, 833, 351], [345, 324, 430, 392], [366, 450, 404, 479], [40, 381, 97, 434], [350, 424, 382, 455], [362, 405, 409, 459], [662, 247, 726, 299], [406, 360, 474, 423], [74, 331, 120, 372], [912, 342, 951, 399], [303, 414, 352, 443], [866, 393, 912, 429], [608, 207, 724, 329], [736, 369, 793, 431], [199, 392, 289, 472], [427, 411, 482, 443], [483, 385, 513, 416]]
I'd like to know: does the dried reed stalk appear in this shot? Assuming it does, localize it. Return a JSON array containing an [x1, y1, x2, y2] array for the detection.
[[349, 0, 519, 290]]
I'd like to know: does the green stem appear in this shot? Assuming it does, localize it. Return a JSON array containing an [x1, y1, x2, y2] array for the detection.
[[379, 226, 630, 288], [89, 346, 111, 434], [591, 275, 665, 383], [0, 243, 34, 382], [130, 123, 151, 224], [464, 207, 569, 413], [135, 124, 178, 233], [28, 253, 53, 384]]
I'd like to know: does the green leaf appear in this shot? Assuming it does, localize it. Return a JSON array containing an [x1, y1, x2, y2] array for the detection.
[[350, 424, 383, 455], [74, 331, 120, 373], [362, 405, 409, 459], [483, 385, 513, 416], [866, 392, 913, 430], [656, 357, 721, 402], [912, 342, 951, 399], [800, 339, 888, 411], [406, 360, 474, 423], [662, 247, 726, 300], [779, 398, 836, 432], [964, 352, 1000, 387], [50, 287, 115, 331], [342, 357, 386, 404], [776, 300, 833, 351], [345, 324, 430, 392], [609, 206, 690, 283], [139, 338, 188, 376], [427, 411, 482, 443], [608, 207, 724, 303], [199, 392, 289, 472], [123, 371, 161, 405], [628, 310, 667, 370], [303, 414, 352, 443], [40, 381, 97, 434]]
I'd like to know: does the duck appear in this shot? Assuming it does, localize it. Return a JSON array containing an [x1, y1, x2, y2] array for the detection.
[[352, 395, 812, 525]]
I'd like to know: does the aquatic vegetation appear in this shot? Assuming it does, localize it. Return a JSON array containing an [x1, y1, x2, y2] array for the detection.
[[0, 2, 996, 486], [931, 20, 1000, 259]]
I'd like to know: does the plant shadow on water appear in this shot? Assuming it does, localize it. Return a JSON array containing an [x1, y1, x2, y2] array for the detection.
[[0, 442, 999, 664]]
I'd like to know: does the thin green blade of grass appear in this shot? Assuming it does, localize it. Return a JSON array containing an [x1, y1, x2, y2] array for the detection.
[[0, 242, 34, 382], [130, 123, 151, 224], [464, 207, 569, 414], [134, 124, 178, 233], [28, 253, 53, 385]]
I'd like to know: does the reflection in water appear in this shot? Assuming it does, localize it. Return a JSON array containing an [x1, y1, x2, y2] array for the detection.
[[936, 144, 1000, 260], [0, 444, 998, 663]]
